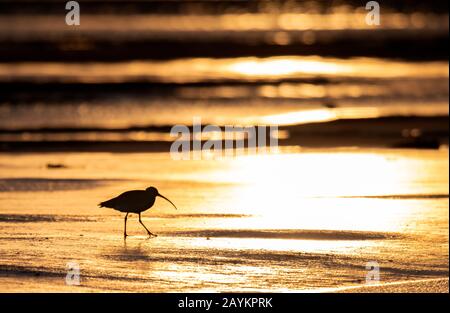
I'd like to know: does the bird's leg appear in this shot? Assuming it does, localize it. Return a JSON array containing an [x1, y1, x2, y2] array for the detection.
[[138, 213, 157, 237], [124, 213, 129, 239]]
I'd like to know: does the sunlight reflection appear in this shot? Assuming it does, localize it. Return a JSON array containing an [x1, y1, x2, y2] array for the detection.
[[259, 107, 380, 125], [200, 150, 448, 234], [225, 56, 448, 79], [228, 59, 346, 76], [207, 152, 411, 195], [189, 237, 379, 254], [0, 57, 447, 83]]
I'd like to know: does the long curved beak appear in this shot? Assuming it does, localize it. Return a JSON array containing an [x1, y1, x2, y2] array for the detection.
[[157, 193, 178, 210]]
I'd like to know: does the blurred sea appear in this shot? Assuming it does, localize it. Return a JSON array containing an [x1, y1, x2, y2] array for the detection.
[[0, 0, 448, 150]]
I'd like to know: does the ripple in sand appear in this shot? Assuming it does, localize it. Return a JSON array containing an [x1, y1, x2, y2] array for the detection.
[[0, 214, 99, 223], [168, 229, 404, 240], [0, 178, 121, 192]]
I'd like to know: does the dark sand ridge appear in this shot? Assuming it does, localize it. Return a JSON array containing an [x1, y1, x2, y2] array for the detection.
[[0, 115, 447, 152]]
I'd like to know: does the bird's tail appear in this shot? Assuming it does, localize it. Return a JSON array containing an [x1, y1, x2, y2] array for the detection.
[[98, 198, 116, 208]]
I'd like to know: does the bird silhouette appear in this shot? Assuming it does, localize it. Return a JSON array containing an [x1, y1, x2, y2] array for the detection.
[[99, 186, 177, 239]]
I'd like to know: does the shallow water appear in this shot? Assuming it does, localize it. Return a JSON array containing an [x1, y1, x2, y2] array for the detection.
[[0, 148, 447, 292]]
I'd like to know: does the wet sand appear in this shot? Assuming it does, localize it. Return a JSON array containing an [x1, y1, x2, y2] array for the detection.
[[0, 149, 448, 292]]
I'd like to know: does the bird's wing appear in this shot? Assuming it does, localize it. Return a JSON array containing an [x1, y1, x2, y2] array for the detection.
[[99, 190, 149, 211], [99, 190, 136, 208]]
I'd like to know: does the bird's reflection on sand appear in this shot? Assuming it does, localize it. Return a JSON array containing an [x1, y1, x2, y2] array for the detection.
[[105, 240, 154, 262]]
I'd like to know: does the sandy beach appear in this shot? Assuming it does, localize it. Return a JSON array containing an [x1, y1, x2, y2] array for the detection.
[[0, 149, 448, 292]]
